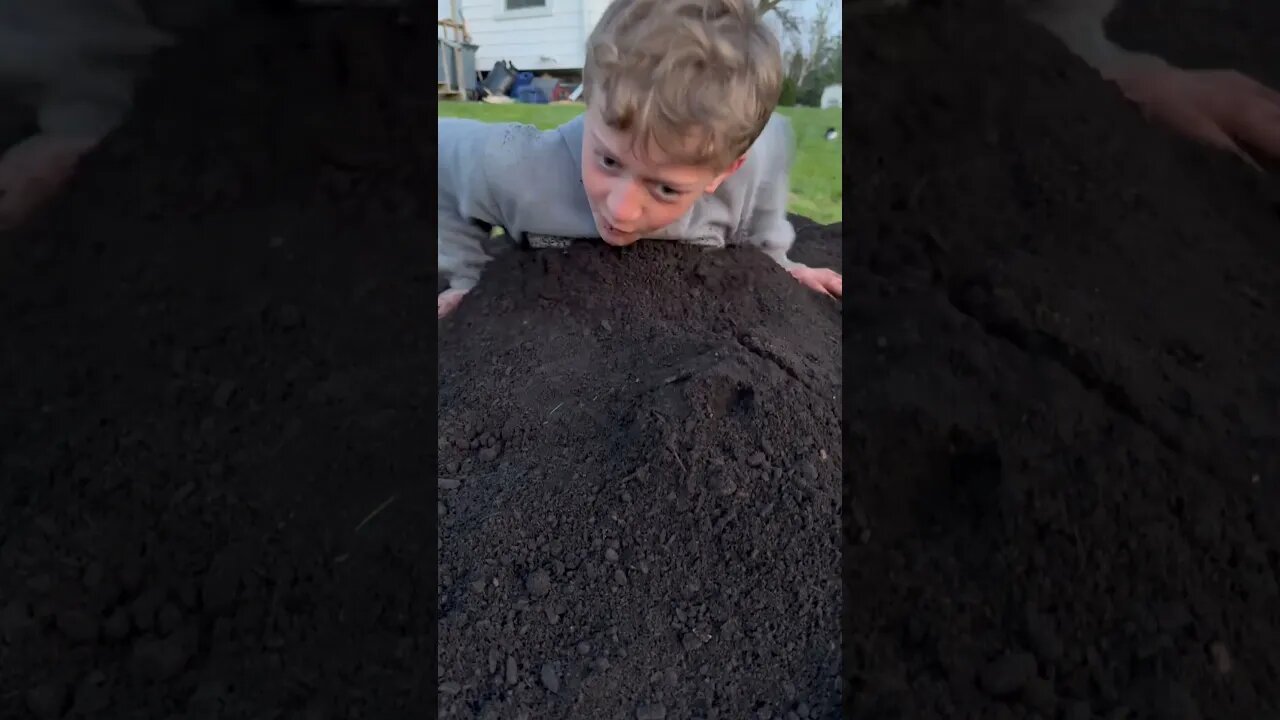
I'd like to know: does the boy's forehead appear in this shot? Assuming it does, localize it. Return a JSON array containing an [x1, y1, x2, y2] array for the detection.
[[586, 107, 714, 174]]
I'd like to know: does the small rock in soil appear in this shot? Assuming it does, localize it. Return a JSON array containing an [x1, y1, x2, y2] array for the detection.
[[1156, 602, 1193, 633], [202, 550, 242, 614], [636, 703, 667, 719], [1063, 701, 1092, 720], [131, 590, 161, 631], [1149, 680, 1199, 720], [26, 682, 67, 720], [132, 636, 192, 681], [526, 569, 552, 597], [1022, 676, 1057, 716], [1209, 641, 1232, 675], [979, 651, 1038, 697], [82, 562, 104, 589], [157, 602, 183, 635], [1, 600, 33, 642], [70, 670, 111, 715], [212, 380, 237, 408], [103, 608, 131, 640], [799, 462, 818, 482], [277, 304, 302, 328], [1025, 607, 1062, 664], [541, 662, 560, 693], [57, 609, 99, 643]]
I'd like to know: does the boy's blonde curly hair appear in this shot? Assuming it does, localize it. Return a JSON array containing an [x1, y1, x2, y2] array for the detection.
[[583, 0, 784, 170]]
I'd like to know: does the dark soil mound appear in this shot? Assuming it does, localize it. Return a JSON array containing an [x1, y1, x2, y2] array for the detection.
[[436, 222, 843, 719], [3, 1, 1279, 719], [0, 10, 433, 719], [841, 3, 1280, 719]]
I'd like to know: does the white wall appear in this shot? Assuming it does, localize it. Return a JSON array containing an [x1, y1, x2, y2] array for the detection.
[[441, 0, 594, 72], [583, 0, 610, 33]]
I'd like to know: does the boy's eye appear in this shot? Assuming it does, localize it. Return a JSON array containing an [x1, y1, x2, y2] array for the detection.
[[656, 185, 683, 200], [599, 155, 619, 169]]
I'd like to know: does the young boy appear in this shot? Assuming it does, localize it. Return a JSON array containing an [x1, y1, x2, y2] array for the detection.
[[0, 0, 1275, 233], [436, 0, 843, 319]]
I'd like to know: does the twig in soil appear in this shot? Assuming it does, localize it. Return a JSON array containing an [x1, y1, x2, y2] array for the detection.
[[354, 495, 397, 533], [548, 401, 564, 417], [667, 444, 687, 473]]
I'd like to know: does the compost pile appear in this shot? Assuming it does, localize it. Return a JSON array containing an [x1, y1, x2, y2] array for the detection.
[[436, 223, 844, 719], [0, 10, 434, 719], [839, 2, 1280, 719]]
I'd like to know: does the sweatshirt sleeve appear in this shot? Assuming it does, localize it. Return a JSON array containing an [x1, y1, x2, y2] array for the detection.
[[737, 114, 802, 271], [438, 119, 507, 292], [1018, 0, 1168, 78]]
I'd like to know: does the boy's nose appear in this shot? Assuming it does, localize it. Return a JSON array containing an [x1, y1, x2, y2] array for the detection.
[[607, 183, 643, 224]]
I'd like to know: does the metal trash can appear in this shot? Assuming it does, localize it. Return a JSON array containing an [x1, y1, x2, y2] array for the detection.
[[437, 38, 478, 93]]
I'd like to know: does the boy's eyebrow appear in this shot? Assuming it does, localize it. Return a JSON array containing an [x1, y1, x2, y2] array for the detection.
[[590, 128, 697, 189], [590, 128, 622, 159]]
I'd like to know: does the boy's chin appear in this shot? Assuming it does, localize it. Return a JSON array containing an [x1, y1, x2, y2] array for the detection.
[[601, 233, 639, 247]]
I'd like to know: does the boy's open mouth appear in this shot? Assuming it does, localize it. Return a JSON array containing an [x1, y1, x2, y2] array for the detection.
[[600, 219, 638, 243]]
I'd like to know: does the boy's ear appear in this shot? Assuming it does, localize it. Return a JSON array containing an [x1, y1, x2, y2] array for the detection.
[[705, 154, 748, 193]]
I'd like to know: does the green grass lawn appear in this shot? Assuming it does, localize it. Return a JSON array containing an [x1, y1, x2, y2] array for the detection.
[[439, 101, 842, 224]]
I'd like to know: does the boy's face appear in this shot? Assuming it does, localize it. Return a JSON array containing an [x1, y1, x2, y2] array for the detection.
[[581, 104, 745, 246]]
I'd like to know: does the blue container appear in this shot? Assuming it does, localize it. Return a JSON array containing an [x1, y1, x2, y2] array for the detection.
[[510, 71, 535, 95], [516, 85, 548, 104]]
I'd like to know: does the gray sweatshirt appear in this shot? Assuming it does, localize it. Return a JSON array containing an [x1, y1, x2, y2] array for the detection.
[[437, 111, 802, 291]]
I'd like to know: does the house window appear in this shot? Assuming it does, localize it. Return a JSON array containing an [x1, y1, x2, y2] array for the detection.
[[505, 0, 546, 8]]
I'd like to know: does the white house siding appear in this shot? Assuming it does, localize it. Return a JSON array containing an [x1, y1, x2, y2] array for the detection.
[[583, 0, 610, 34], [443, 0, 593, 72]]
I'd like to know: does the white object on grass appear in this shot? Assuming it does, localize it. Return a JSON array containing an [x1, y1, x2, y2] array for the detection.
[[820, 84, 842, 109]]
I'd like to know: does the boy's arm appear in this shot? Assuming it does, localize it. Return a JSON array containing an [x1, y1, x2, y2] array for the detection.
[[739, 115, 842, 298], [749, 179, 842, 298], [1019, 0, 1158, 78], [438, 119, 509, 293], [739, 114, 801, 271], [746, 177, 802, 272], [438, 216, 492, 293], [1021, 0, 1280, 166]]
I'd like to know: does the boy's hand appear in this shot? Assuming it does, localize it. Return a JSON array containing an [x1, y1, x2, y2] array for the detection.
[[438, 288, 469, 319], [0, 133, 96, 231], [1112, 66, 1280, 169], [789, 265, 842, 299]]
